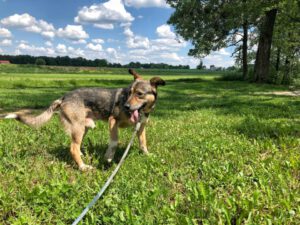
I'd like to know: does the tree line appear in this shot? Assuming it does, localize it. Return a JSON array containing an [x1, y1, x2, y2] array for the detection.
[[167, 0, 300, 84], [0, 54, 190, 69]]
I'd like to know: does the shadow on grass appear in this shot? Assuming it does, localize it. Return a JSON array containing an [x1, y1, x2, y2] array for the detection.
[[235, 116, 300, 140], [154, 79, 300, 120], [48, 137, 135, 170]]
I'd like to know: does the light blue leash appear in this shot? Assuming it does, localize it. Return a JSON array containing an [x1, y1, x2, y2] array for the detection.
[[72, 122, 141, 225]]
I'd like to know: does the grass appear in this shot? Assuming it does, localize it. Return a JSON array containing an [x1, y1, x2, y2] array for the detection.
[[0, 66, 299, 224]]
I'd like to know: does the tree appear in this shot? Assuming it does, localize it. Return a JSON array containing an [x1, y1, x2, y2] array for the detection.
[[254, 8, 278, 82], [196, 61, 205, 70], [271, 0, 300, 84], [167, 0, 259, 79], [35, 58, 46, 66]]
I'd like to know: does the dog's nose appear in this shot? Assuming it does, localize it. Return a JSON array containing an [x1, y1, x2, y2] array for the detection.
[[124, 103, 130, 110]]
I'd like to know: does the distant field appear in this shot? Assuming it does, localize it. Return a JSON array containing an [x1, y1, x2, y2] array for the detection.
[[0, 64, 219, 75], [0, 67, 299, 224]]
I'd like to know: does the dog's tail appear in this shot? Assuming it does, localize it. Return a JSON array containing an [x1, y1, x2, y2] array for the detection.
[[3, 98, 62, 128]]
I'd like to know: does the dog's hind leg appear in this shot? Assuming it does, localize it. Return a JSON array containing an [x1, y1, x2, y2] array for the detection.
[[70, 125, 93, 171], [81, 118, 96, 155], [104, 116, 118, 163]]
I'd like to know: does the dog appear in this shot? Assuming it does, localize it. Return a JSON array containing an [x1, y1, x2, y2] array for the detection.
[[4, 69, 165, 171]]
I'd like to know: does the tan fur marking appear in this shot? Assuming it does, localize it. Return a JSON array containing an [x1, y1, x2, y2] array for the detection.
[[137, 122, 148, 154]]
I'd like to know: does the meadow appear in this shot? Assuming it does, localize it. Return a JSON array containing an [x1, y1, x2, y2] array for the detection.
[[0, 66, 299, 224]]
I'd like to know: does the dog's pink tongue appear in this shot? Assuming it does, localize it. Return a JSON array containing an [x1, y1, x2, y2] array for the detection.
[[130, 110, 139, 123]]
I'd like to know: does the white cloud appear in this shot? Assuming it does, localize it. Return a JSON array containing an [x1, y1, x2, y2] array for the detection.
[[124, 26, 134, 37], [56, 44, 67, 54], [14, 42, 85, 58], [0, 48, 2, 53], [75, 0, 134, 29], [160, 52, 181, 61], [156, 24, 176, 39], [57, 25, 89, 41], [41, 31, 55, 39], [122, 25, 150, 49], [0, 13, 56, 39], [106, 47, 120, 60], [203, 49, 234, 68], [72, 39, 87, 44], [0, 39, 12, 46], [45, 41, 53, 47], [86, 43, 103, 51], [67, 46, 85, 57], [17, 42, 55, 56], [127, 35, 150, 49], [1, 13, 36, 27], [94, 23, 114, 29], [218, 48, 230, 56], [124, 0, 169, 8], [0, 28, 12, 38], [151, 38, 187, 49], [92, 38, 104, 44]]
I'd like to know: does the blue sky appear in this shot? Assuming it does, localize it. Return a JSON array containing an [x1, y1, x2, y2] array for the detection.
[[0, 0, 235, 68]]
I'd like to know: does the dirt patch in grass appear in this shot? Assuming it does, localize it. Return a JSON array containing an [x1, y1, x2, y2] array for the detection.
[[256, 90, 300, 97]]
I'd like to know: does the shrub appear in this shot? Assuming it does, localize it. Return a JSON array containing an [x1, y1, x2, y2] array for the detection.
[[35, 58, 46, 66], [215, 71, 243, 81]]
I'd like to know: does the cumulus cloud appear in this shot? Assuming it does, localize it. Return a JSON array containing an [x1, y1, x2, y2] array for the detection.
[[122, 25, 150, 49], [17, 42, 55, 56], [92, 38, 104, 44], [156, 24, 176, 39], [0, 39, 12, 46], [86, 43, 103, 51], [72, 39, 87, 44], [127, 35, 150, 49], [57, 25, 89, 41], [160, 52, 181, 61], [94, 23, 114, 29], [0, 13, 55, 38], [0, 27, 12, 38], [45, 41, 53, 47], [56, 44, 67, 54], [75, 0, 134, 29], [203, 49, 234, 67], [124, 0, 169, 8], [1, 13, 35, 27]]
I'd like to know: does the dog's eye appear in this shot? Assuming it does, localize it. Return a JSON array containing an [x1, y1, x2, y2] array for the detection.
[[136, 91, 144, 97]]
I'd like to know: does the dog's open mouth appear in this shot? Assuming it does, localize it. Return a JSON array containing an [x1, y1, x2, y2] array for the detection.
[[130, 110, 139, 123], [129, 103, 146, 123]]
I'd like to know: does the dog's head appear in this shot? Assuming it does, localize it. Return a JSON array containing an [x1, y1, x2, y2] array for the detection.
[[125, 69, 165, 123]]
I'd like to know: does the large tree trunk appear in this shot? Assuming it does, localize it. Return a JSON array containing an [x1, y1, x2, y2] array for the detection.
[[254, 9, 277, 82], [282, 57, 290, 84], [275, 47, 281, 71], [242, 21, 248, 79]]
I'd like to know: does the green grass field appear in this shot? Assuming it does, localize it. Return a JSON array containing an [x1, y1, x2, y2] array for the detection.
[[0, 67, 299, 224]]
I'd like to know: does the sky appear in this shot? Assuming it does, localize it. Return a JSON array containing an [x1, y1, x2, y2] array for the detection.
[[0, 0, 235, 68]]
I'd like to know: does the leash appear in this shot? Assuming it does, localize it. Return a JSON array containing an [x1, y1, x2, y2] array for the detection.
[[72, 122, 141, 225]]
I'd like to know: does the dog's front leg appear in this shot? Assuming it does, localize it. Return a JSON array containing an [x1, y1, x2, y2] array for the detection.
[[104, 116, 118, 163], [137, 122, 149, 154]]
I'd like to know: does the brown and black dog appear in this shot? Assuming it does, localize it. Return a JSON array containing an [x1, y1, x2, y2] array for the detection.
[[4, 69, 165, 171]]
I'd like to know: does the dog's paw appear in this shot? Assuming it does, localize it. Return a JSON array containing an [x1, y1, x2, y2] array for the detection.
[[104, 155, 114, 163], [104, 149, 116, 163], [79, 164, 94, 171], [140, 146, 149, 155]]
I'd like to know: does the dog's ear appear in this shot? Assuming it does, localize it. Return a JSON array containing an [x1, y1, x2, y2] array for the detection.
[[128, 68, 142, 80], [150, 77, 166, 88]]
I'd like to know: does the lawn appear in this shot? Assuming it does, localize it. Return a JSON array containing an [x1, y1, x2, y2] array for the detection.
[[0, 68, 299, 224]]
